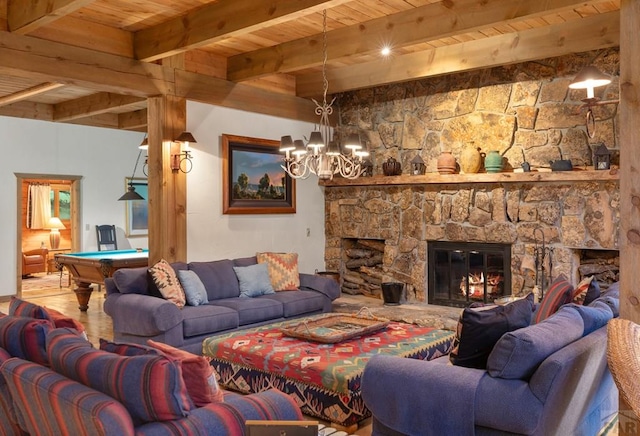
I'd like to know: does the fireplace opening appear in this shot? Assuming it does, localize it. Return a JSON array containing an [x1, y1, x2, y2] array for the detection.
[[428, 241, 511, 308]]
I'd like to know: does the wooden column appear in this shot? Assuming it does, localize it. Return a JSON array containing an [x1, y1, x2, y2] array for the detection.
[[146, 95, 187, 265], [618, 1, 640, 434]]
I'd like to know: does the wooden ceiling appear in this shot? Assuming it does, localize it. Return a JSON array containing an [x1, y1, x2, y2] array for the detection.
[[0, 0, 620, 131]]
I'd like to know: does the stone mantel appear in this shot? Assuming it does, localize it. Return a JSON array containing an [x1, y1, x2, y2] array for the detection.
[[320, 169, 619, 188]]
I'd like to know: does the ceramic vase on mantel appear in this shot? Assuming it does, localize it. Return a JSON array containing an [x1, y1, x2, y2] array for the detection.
[[437, 151, 456, 175], [459, 145, 483, 174], [484, 150, 504, 173]]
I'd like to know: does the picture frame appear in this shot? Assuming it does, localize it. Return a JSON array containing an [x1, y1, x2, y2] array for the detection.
[[125, 177, 148, 237], [222, 134, 296, 215]]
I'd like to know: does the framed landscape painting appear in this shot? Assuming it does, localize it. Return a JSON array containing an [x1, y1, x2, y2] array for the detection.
[[125, 177, 148, 236], [222, 134, 296, 214]]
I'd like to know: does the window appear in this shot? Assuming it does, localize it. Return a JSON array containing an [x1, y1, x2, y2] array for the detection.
[[50, 184, 71, 225]]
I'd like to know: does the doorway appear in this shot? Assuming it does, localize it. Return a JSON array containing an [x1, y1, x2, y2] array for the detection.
[[15, 173, 82, 297]]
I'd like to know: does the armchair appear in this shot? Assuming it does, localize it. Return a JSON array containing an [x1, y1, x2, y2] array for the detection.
[[22, 248, 48, 277]]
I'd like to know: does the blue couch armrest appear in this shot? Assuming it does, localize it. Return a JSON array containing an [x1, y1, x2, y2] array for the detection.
[[104, 293, 183, 336], [299, 273, 340, 300], [362, 355, 484, 436]]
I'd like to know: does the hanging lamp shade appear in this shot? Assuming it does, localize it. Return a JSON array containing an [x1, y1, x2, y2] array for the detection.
[[569, 66, 611, 90], [118, 185, 144, 201]]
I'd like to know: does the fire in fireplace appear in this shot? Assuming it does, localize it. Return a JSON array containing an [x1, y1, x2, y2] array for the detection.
[[428, 242, 511, 308]]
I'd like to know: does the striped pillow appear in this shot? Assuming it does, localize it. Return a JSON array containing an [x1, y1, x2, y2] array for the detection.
[[9, 297, 50, 321], [47, 329, 194, 425], [534, 275, 574, 323], [0, 316, 52, 366], [256, 252, 300, 291]]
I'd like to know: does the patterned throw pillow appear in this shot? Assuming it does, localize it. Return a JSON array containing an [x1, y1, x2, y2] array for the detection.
[[256, 252, 300, 291], [148, 259, 186, 308], [147, 340, 224, 406], [572, 276, 601, 305], [533, 274, 574, 323], [47, 329, 193, 425]]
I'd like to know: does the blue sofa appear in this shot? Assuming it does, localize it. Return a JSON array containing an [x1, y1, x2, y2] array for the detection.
[[361, 288, 620, 436], [104, 256, 341, 354], [0, 315, 304, 436]]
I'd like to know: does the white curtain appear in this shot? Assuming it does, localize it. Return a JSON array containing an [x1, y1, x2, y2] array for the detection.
[[27, 184, 52, 229]]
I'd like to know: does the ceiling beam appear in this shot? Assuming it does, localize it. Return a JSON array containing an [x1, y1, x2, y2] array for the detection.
[[229, 0, 607, 82], [0, 82, 64, 106], [53, 92, 146, 122], [118, 109, 148, 130], [134, 0, 351, 62], [8, 0, 95, 34], [297, 10, 620, 97], [0, 100, 53, 120]]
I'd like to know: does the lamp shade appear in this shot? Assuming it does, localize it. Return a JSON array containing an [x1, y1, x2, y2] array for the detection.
[[118, 186, 145, 201], [175, 131, 197, 145], [569, 66, 611, 89], [45, 217, 65, 230]]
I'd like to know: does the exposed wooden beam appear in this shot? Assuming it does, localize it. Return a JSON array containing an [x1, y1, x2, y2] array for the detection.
[[118, 109, 148, 131], [175, 69, 319, 124], [8, 0, 94, 34], [297, 10, 620, 97], [0, 0, 7, 31], [0, 82, 64, 106], [53, 92, 146, 122], [134, 0, 350, 62], [0, 100, 53, 120], [0, 30, 174, 96], [229, 0, 607, 81], [65, 112, 119, 129]]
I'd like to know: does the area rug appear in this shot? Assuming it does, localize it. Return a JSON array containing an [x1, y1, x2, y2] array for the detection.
[[21, 272, 71, 292], [203, 315, 454, 428]]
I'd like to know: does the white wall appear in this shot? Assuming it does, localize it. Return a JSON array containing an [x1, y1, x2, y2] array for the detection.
[[186, 101, 326, 274], [1, 116, 145, 297]]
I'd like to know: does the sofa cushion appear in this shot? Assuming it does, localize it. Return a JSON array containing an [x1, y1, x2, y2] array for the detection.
[[589, 294, 620, 317], [487, 306, 584, 380], [43, 307, 85, 334], [211, 298, 284, 326], [234, 263, 275, 298], [147, 340, 224, 406], [260, 290, 327, 317], [9, 297, 50, 320], [533, 274, 573, 323], [450, 293, 534, 369], [99, 338, 159, 356], [47, 328, 194, 425], [181, 305, 239, 338], [233, 256, 257, 267], [112, 266, 151, 295], [189, 260, 241, 300], [149, 259, 186, 308], [178, 270, 208, 306], [564, 303, 613, 335], [257, 252, 300, 291], [0, 316, 53, 366]]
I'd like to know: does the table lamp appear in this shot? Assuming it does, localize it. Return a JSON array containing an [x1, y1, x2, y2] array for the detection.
[[45, 217, 66, 249]]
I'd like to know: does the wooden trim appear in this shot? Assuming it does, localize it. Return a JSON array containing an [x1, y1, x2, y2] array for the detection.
[[320, 169, 619, 187]]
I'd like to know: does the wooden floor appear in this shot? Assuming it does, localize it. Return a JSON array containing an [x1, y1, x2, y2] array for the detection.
[[0, 287, 373, 435]]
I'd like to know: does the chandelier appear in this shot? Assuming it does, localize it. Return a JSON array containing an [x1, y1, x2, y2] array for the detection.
[[280, 10, 367, 180]]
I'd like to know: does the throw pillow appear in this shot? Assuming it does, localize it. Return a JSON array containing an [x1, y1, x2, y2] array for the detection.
[[148, 259, 186, 308], [256, 252, 300, 291], [533, 274, 574, 324], [0, 316, 53, 366], [47, 329, 193, 425], [147, 340, 224, 406], [233, 263, 276, 298], [449, 293, 535, 369], [9, 297, 50, 320], [178, 270, 208, 306], [99, 339, 160, 356], [43, 307, 86, 338], [572, 276, 601, 305]]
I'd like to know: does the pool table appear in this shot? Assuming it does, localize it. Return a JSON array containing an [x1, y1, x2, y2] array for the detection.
[[55, 249, 149, 311]]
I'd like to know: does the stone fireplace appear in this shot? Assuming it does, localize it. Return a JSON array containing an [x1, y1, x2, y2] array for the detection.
[[324, 178, 620, 305]]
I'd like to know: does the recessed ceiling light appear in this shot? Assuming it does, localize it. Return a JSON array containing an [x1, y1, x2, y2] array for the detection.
[[381, 46, 391, 56]]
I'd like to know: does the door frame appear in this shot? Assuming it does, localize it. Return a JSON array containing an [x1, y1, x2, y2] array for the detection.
[[15, 173, 82, 296]]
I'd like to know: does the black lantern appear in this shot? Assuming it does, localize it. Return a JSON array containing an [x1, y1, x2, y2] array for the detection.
[[593, 143, 611, 170], [362, 159, 374, 177], [411, 154, 426, 175]]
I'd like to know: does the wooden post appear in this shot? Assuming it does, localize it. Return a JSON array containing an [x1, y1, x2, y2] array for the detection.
[[618, 1, 640, 434], [146, 95, 187, 265]]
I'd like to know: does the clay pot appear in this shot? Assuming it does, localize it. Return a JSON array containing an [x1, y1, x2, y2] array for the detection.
[[437, 151, 456, 175], [459, 146, 482, 174], [382, 157, 402, 176], [484, 150, 503, 173]]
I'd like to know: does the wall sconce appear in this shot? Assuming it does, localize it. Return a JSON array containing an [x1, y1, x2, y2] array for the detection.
[[568, 66, 619, 138], [171, 131, 196, 173]]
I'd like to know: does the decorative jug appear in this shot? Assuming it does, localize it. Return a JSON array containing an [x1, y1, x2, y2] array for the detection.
[[484, 150, 503, 173], [437, 151, 456, 175], [459, 146, 482, 174], [382, 157, 402, 176]]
